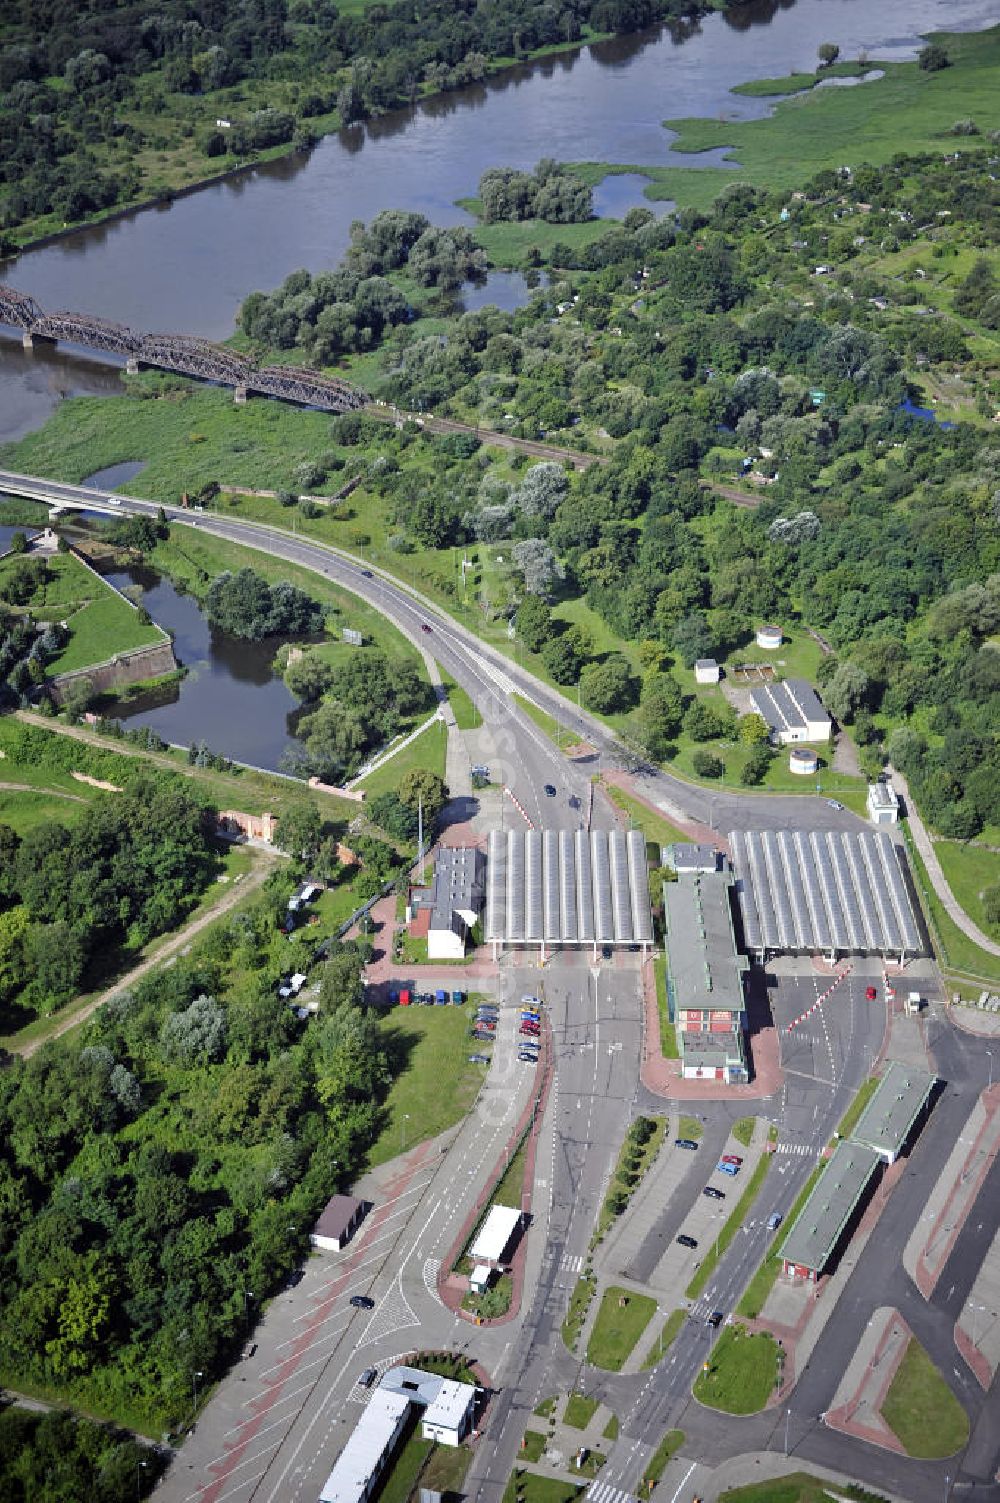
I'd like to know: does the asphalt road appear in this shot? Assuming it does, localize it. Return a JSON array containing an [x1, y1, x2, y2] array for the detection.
[[5, 470, 998, 1500]]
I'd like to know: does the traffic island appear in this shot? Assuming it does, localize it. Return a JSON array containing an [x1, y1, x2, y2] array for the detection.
[[953, 1224, 1000, 1389], [823, 1307, 923, 1455], [586, 1286, 658, 1372], [693, 1324, 783, 1414]]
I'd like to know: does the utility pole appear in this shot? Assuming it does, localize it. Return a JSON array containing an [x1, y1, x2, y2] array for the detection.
[[418, 794, 424, 884]]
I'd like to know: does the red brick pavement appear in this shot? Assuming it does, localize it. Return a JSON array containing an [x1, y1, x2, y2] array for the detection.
[[196, 1140, 439, 1503]]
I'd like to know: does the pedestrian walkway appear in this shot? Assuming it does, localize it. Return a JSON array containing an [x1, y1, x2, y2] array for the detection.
[[903, 1084, 1000, 1298], [889, 766, 1000, 959], [953, 1224, 1000, 1389], [586, 1481, 639, 1503]]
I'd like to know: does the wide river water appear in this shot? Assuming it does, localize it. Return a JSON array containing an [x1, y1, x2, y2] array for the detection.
[[0, 0, 994, 442]]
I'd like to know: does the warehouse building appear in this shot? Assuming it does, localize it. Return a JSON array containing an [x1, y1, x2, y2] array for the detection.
[[484, 828, 653, 958], [662, 867, 749, 1084], [780, 1141, 882, 1282], [750, 678, 832, 745], [729, 829, 925, 961], [849, 1061, 936, 1164]]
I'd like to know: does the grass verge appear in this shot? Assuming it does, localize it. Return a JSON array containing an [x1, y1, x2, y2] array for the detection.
[[367, 1003, 484, 1167], [693, 1324, 781, 1415], [563, 1394, 599, 1430], [677, 1115, 703, 1141], [686, 1154, 771, 1300], [640, 1429, 685, 1492], [832, 1076, 880, 1144], [732, 1117, 755, 1148], [593, 1115, 666, 1245], [602, 783, 689, 847], [881, 1337, 970, 1458], [641, 1308, 686, 1370], [903, 825, 1000, 988], [561, 1275, 596, 1352], [502, 1475, 584, 1503], [586, 1286, 658, 1372], [654, 961, 678, 1058]]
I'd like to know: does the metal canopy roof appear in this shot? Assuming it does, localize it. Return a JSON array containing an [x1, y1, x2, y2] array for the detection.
[[485, 828, 652, 947], [850, 1061, 936, 1162], [730, 829, 924, 956]]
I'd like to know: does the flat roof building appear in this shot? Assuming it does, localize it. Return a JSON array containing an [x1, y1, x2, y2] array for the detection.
[[780, 1141, 881, 1281], [850, 1061, 936, 1164], [867, 779, 900, 825], [730, 828, 925, 961], [663, 869, 749, 1085], [318, 1388, 411, 1503], [415, 846, 486, 961], [311, 1194, 367, 1252], [669, 843, 721, 874], [750, 678, 831, 744], [469, 1204, 523, 1266], [484, 828, 652, 957], [694, 658, 720, 684], [421, 1380, 477, 1447]]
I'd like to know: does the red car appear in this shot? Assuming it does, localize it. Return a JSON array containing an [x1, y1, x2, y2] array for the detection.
[[520, 1023, 540, 1036], [865, 985, 877, 1001], [720, 1154, 743, 1167]]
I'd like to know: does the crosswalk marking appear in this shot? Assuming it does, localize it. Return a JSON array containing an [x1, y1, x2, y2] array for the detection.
[[585, 1482, 638, 1503], [773, 1142, 814, 1156], [560, 1253, 584, 1274]]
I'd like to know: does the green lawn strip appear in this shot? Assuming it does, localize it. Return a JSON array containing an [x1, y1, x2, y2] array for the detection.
[[563, 1394, 599, 1430], [602, 784, 689, 848], [737, 1163, 824, 1319], [902, 826, 1000, 987], [655, 28, 1000, 208], [685, 1154, 771, 1300], [932, 839, 1000, 946], [881, 1337, 970, 1459], [493, 1134, 530, 1209], [0, 787, 94, 834], [561, 1275, 596, 1350], [731, 61, 875, 97], [602, 1413, 619, 1441], [366, 1004, 483, 1168], [717, 1473, 846, 1503], [586, 1286, 658, 1372], [472, 217, 610, 270], [438, 669, 481, 730], [639, 1429, 685, 1491], [677, 1115, 703, 1141], [654, 961, 679, 1058], [521, 1431, 547, 1463], [533, 1396, 556, 1419], [693, 1323, 781, 1414], [641, 1308, 686, 1370], [502, 1475, 585, 1503], [354, 718, 448, 799], [832, 1076, 880, 1145], [49, 589, 166, 675], [418, 1439, 474, 1497], [512, 692, 570, 746], [732, 1117, 756, 1148]]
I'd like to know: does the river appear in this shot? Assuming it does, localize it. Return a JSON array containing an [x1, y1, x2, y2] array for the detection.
[[0, 0, 994, 442]]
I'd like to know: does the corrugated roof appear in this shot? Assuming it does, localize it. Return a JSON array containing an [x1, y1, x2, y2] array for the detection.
[[663, 871, 747, 1015], [750, 677, 831, 736], [485, 828, 651, 946], [779, 1141, 880, 1274]]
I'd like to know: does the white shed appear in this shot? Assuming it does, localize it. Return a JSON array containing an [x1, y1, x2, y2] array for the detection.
[[468, 1205, 523, 1267], [694, 658, 720, 684]]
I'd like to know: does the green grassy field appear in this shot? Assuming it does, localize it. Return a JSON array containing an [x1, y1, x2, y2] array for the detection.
[[903, 827, 1000, 987], [718, 1475, 847, 1503], [563, 1394, 599, 1430], [0, 787, 92, 834], [693, 1323, 780, 1414], [932, 840, 1000, 944], [732, 1117, 755, 1148], [586, 1286, 658, 1372], [470, 216, 611, 270], [520, 1431, 547, 1463], [502, 1475, 584, 1503], [354, 718, 448, 799], [368, 1002, 484, 1167], [881, 1337, 970, 1458], [51, 591, 167, 674], [647, 27, 1000, 211], [677, 1115, 703, 1141], [731, 61, 878, 97]]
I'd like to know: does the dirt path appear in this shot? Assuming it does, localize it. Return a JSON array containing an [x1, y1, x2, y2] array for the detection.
[[12, 853, 276, 1060], [0, 779, 87, 803], [708, 482, 762, 508]]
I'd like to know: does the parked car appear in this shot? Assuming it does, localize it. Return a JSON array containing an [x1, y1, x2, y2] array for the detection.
[[827, 799, 844, 811], [544, 784, 556, 797], [350, 1295, 375, 1310], [717, 1161, 741, 1177], [469, 1054, 491, 1065], [865, 985, 877, 1001], [703, 1186, 725, 1200], [676, 1234, 698, 1249], [518, 1051, 539, 1064], [521, 995, 541, 1006], [520, 1023, 540, 1035], [520, 1011, 540, 1022], [721, 1155, 743, 1166], [452, 990, 465, 1003], [707, 1311, 725, 1328], [675, 1138, 699, 1151], [421, 623, 432, 633], [767, 1213, 783, 1231], [360, 569, 373, 579], [358, 1367, 377, 1387], [242, 1341, 257, 1360]]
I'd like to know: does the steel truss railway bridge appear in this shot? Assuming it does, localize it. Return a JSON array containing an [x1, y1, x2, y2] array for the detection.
[[0, 284, 365, 413]]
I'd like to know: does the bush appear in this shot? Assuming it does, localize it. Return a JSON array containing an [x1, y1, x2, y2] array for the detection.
[[692, 750, 723, 779]]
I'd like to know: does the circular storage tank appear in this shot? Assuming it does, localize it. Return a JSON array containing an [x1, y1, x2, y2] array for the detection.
[[789, 747, 819, 776], [756, 624, 783, 649]]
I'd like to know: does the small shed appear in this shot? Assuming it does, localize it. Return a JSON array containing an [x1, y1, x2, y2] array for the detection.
[[867, 779, 900, 825], [468, 1205, 523, 1267], [469, 1264, 493, 1294], [694, 658, 720, 685], [756, 624, 783, 650], [311, 1193, 367, 1252]]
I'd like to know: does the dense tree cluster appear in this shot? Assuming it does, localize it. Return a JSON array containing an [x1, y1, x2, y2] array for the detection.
[[478, 160, 593, 223], [283, 647, 432, 783], [0, 1407, 163, 1503], [238, 210, 485, 362], [205, 567, 324, 640], [0, 918, 386, 1435], [0, 777, 216, 1017]]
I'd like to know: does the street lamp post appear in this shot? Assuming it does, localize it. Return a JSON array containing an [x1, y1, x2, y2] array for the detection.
[[136, 1459, 148, 1501], [401, 1112, 410, 1151], [192, 1369, 204, 1415], [987, 1051, 994, 1090], [244, 1289, 254, 1326], [784, 1407, 791, 1456]]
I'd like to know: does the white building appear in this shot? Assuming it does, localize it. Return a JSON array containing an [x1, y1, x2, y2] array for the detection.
[[867, 779, 900, 825], [750, 678, 832, 745], [421, 1380, 477, 1447], [756, 624, 783, 650], [318, 1389, 410, 1503], [468, 1204, 523, 1267], [694, 658, 720, 684]]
